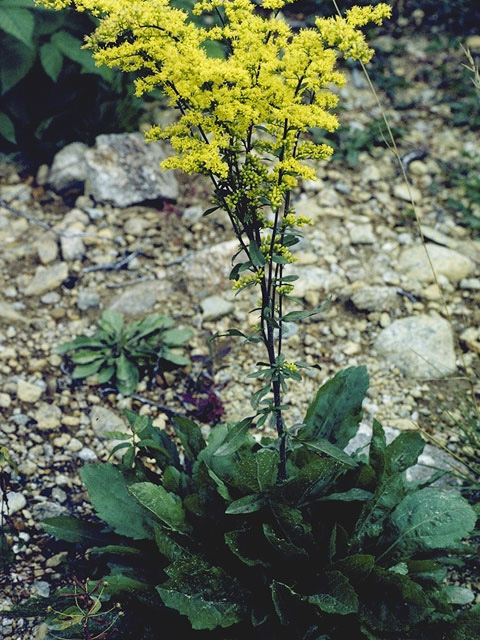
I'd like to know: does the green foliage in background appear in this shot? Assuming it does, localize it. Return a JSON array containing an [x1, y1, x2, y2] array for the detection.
[[42, 368, 480, 639], [0, 0, 143, 162], [56, 311, 192, 395]]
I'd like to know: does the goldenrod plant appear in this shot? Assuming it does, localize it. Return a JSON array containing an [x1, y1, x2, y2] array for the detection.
[[31, 1, 480, 638]]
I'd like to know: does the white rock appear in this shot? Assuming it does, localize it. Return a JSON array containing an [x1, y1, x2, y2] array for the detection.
[[61, 230, 85, 262], [0, 301, 27, 325], [350, 286, 398, 312], [398, 243, 474, 282], [393, 183, 422, 203], [34, 403, 62, 431], [3, 492, 26, 515], [201, 295, 234, 321], [36, 238, 59, 265], [124, 216, 151, 235], [17, 380, 43, 403], [0, 392, 11, 408], [48, 142, 88, 192], [374, 314, 456, 378], [24, 263, 69, 296]]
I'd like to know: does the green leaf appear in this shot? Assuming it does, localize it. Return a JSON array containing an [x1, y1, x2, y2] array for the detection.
[[298, 437, 357, 469], [162, 328, 193, 346], [369, 419, 387, 478], [39, 41, 63, 82], [214, 417, 253, 456], [225, 493, 266, 514], [248, 239, 266, 267], [386, 431, 425, 473], [270, 580, 303, 625], [128, 314, 173, 341], [308, 571, 358, 615], [96, 365, 115, 384], [157, 559, 246, 630], [115, 353, 139, 393], [99, 309, 124, 335], [80, 463, 153, 540], [320, 488, 373, 502], [172, 416, 205, 460], [233, 448, 279, 492], [451, 603, 480, 640], [444, 586, 475, 605], [0, 111, 15, 144], [299, 366, 369, 448], [0, 7, 34, 48], [224, 530, 269, 567], [281, 300, 330, 323], [161, 350, 190, 366], [0, 35, 35, 93], [128, 482, 189, 533], [263, 523, 309, 561], [333, 555, 375, 585], [89, 545, 142, 556], [72, 359, 105, 378], [50, 30, 112, 79], [55, 336, 107, 354], [41, 516, 105, 545], [154, 524, 190, 562], [103, 573, 150, 595], [389, 488, 477, 553]]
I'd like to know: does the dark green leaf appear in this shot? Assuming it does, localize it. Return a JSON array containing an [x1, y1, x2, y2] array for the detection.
[[161, 350, 190, 366], [157, 559, 246, 630], [444, 586, 475, 605], [96, 365, 115, 383], [103, 574, 150, 595], [225, 494, 266, 514], [0, 36, 35, 93], [248, 239, 266, 267], [263, 523, 309, 561], [173, 416, 205, 460], [299, 366, 369, 448], [0, 111, 15, 144], [0, 7, 34, 48], [154, 524, 190, 562], [319, 488, 373, 502], [308, 571, 358, 615], [80, 464, 153, 540], [89, 545, 141, 556], [72, 359, 105, 378], [298, 437, 357, 469], [115, 353, 139, 393], [224, 530, 270, 567], [128, 482, 189, 533], [281, 300, 329, 323], [369, 419, 387, 478]]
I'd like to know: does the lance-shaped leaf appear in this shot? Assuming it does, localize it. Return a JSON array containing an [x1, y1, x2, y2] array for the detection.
[[307, 571, 359, 615], [128, 482, 189, 533]]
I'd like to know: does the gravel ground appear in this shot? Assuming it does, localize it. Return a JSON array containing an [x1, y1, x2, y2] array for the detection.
[[1, 28, 480, 640]]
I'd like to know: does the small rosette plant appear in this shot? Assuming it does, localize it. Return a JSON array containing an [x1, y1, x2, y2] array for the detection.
[[56, 310, 192, 395]]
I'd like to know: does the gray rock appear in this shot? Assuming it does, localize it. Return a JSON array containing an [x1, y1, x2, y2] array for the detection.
[[3, 492, 26, 515], [32, 581, 50, 598], [84, 133, 179, 206], [398, 244, 475, 282], [48, 142, 88, 191], [349, 224, 376, 245], [91, 406, 130, 460], [108, 278, 173, 316], [374, 314, 456, 378], [0, 301, 28, 324], [460, 278, 480, 290], [77, 289, 101, 311], [61, 230, 85, 262], [201, 295, 234, 321], [350, 286, 399, 312], [24, 263, 69, 296], [172, 240, 237, 299], [183, 204, 204, 225], [293, 266, 344, 298], [34, 403, 62, 431], [36, 237, 59, 265], [31, 501, 67, 521], [0, 183, 32, 203]]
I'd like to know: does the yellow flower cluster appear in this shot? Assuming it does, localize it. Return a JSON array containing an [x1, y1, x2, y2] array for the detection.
[[232, 270, 264, 292], [35, 0, 391, 198], [283, 361, 299, 373]]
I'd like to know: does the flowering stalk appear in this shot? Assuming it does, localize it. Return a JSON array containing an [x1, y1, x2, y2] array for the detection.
[[37, 0, 391, 480]]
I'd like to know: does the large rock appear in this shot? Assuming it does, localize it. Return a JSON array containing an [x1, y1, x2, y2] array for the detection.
[[0, 301, 28, 324], [350, 286, 399, 312], [291, 266, 343, 298], [24, 263, 68, 296], [201, 295, 234, 321], [84, 133, 179, 206], [374, 314, 456, 378], [48, 142, 88, 192], [90, 406, 130, 460], [108, 278, 173, 317], [398, 243, 474, 282]]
